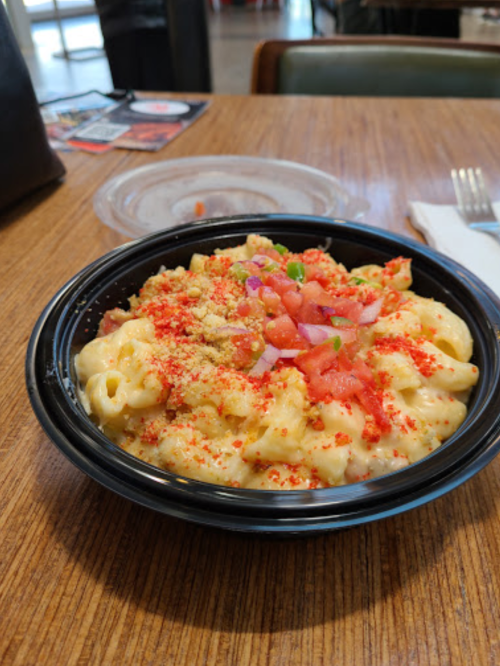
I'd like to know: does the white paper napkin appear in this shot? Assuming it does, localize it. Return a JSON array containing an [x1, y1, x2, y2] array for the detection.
[[408, 201, 500, 299]]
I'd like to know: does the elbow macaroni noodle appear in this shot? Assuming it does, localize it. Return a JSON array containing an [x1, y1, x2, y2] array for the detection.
[[76, 235, 479, 490]]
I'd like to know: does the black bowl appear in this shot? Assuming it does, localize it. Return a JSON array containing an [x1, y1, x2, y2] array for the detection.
[[26, 215, 500, 534]]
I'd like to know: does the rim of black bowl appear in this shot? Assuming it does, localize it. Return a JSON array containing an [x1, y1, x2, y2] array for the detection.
[[26, 215, 500, 534]]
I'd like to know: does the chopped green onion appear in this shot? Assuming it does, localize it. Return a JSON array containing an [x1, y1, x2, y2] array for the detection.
[[350, 276, 383, 289], [286, 262, 306, 282], [331, 335, 342, 351], [330, 316, 355, 327], [273, 243, 288, 255], [263, 261, 279, 273], [230, 262, 249, 282]]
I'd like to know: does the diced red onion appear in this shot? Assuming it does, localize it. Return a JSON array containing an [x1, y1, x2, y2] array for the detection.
[[249, 344, 281, 376], [359, 298, 383, 325], [298, 323, 331, 345], [279, 349, 302, 358], [251, 254, 271, 267], [330, 326, 357, 344], [298, 323, 357, 345], [321, 306, 336, 317], [233, 260, 261, 273], [260, 285, 277, 298], [245, 276, 263, 297]]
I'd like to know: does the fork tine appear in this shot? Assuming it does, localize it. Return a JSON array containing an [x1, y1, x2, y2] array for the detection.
[[466, 168, 480, 213], [472, 167, 495, 217], [451, 166, 498, 227], [451, 168, 466, 213], [459, 167, 475, 212], [454, 167, 475, 214]]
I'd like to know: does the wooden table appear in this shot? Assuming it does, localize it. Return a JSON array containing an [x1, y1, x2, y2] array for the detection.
[[2, 94, 500, 666]]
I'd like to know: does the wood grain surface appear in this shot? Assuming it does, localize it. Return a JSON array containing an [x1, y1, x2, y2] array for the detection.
[[1, 94, 500, 666]]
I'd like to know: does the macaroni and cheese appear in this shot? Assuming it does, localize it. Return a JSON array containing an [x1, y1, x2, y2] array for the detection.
[[76, 235, 479, 490]]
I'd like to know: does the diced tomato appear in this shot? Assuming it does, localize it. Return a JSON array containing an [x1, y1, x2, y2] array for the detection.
[[292, 281, 339, 323], [356, 385, 392, 433], [304, 264, 329, 287], [236, 301, 250, 317], [343, 339, 361, 359], [264, 273, 297, 297], [265, 314, 309, 349], [232, 333, 262, 370], [292, 338, 389, 429], [236, 297, 266, 320], [295, 298, 325, 325], [281, 290, 303, 317], [257, 247, 283, 262], [239, 260, 263, 277], [351, 358, 375, 387], [337, 347, 353, 372], [309, 370, 363, 400], [294, 343, 363, 401], [294, 343, 338, 376], [194, 201, 206, 217], [307, 374, 332, 401], [259, 286, 286, 316], [330, 298, 364, 324], [300, 281, 336, 308], [97, 308, 129, 337]]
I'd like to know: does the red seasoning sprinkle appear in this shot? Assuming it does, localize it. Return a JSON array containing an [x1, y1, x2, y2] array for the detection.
[[335, 432, 352, 447], [372, 335, 438, 377]]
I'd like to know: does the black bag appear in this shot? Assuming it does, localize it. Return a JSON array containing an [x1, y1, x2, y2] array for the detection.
[[0, 4, 66, 211]]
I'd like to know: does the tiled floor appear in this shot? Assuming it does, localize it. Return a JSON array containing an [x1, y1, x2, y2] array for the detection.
[[25, 3, 500, 102], [210, 1, 313, 93]]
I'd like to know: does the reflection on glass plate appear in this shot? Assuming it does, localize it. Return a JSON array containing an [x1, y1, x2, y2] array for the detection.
[[93, 155, 369, 238]]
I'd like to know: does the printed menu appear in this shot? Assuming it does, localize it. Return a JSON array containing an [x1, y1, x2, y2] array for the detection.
[[42, 94, 209, 153]]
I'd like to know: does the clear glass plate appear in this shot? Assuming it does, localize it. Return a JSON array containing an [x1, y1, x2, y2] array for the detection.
[[93, 155, 369, 237]]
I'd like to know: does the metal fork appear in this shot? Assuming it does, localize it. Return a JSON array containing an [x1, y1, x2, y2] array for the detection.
[[451, 167, 500, 240]]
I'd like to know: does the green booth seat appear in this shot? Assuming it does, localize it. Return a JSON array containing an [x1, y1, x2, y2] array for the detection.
[[252, 37, 500, 98]]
